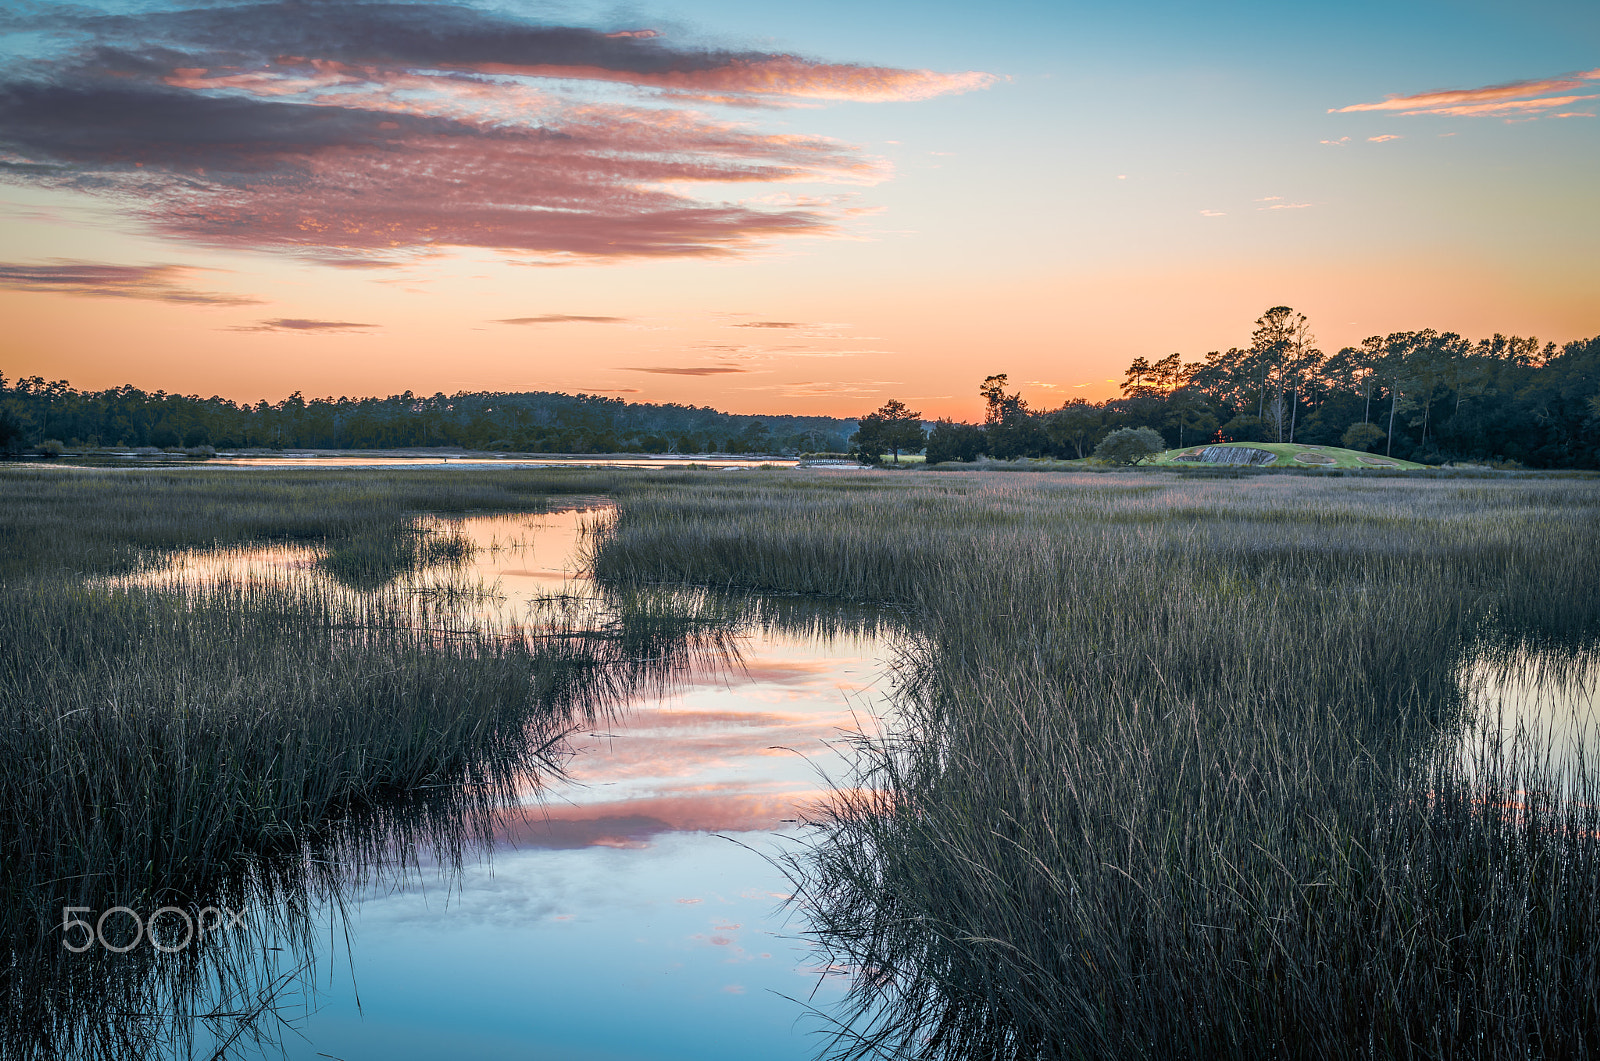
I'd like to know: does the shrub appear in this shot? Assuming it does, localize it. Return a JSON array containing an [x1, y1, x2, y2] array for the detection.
[[1092, 426, 1165, 465], [1341, 421, 1386, 452]]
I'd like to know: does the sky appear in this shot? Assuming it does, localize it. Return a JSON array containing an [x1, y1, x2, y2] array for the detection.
[[1, 0, 1596, 419]]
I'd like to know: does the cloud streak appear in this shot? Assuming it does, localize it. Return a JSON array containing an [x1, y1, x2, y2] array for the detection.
[[623, 366, 750, 375], [230, 317, 377, 332], [1332, 68, 1600, 118], [494, 315, 631, 325], [0, 260, 260, 304], [0, 2, 992, 264]]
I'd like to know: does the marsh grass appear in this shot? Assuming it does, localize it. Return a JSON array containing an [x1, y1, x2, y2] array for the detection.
[[317, 517, 476, 588], [591, 469, 1600, 1060], [0, 464, 651, 578], [0, 465, 721, 1058]]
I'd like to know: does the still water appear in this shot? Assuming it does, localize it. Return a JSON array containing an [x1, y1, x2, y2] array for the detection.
[[1459, 643, 1600, 787], [66, 500, 1598, 1058], [130, 504, 893, 1059], [189, 455, 797, 470]]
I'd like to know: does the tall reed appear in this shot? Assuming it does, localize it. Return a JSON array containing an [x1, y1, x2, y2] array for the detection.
[[592, 469, 1600, 1059], [0, 465, 713, 1058]]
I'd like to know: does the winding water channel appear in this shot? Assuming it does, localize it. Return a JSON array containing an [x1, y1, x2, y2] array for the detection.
[[122, 502, 898, 1059], [27, 489, 1597, 1059]]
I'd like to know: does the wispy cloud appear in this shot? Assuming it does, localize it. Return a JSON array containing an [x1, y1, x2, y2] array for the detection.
[[1331, 68, 1600, 119], [302, 257, 403, 270], [494, 315, 632, 325], [1368, 134, 1402, 143], [0, 260, 260, 305], [230, 317, 377, 332], [623, 365, 749, 375], [0, 2, 992, 264], [732, 320, 806, 329], [755, 379, 901, 398]]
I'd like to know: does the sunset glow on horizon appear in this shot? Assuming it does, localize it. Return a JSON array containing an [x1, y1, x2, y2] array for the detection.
[[3, 0, 1597, 420]]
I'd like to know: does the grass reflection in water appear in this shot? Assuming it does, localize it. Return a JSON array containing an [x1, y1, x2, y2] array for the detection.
[[0, 467, 769, 1059], [593, 470, 1600, 1061]]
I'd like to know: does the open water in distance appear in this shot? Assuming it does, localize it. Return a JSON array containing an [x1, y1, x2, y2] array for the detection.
[[116, 454, 801, 470], [123, 503, 890, 1059]]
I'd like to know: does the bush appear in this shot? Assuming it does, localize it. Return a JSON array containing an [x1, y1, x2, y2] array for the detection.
[[35, 439, 65, 457], [1341, 421, 1386, 452], [1093, 426, 1165, 465], [148, 426, 181, 449]]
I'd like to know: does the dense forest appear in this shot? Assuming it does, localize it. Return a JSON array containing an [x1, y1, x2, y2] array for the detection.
[[6, 308, 1597, 466], [0, 381, 854, 456], [910, 308, 1600, 469]]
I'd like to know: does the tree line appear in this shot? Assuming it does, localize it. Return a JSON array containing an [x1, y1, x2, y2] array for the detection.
[[853, 308, 1600, 468], [0, 379, 855, 456]]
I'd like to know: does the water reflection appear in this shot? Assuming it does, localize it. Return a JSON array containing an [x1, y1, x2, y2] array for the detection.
[[15, 503, 894, 1059], [1458, 641, 1600, 786]]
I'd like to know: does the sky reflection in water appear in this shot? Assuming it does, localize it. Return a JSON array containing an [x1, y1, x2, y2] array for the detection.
[[141, 503, 882, 1058]]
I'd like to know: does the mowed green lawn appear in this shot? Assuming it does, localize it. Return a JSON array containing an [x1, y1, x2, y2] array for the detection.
[[1150, 441, 1427, 469]]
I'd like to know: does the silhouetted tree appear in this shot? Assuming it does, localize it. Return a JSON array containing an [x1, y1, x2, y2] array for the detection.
[[1045, 400, 1104, 459], [980, 375, 1047, 458], [925, 420, 986, 464], [854, 398, 925, 464], [0, 407, 24, 455]]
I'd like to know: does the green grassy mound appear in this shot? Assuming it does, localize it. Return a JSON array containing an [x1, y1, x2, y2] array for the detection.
[[1153, 441, 1427, 469]]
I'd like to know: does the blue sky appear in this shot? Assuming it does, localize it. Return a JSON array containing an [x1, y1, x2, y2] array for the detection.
[[2, 0, 1595, 415]]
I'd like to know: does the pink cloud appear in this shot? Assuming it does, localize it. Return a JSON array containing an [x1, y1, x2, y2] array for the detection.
[[1, 3, 990, 263], [465, 58, 994, 104], [1331, 68, 1600, 118]]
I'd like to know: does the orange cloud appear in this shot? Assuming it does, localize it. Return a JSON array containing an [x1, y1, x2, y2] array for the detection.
[[624, 366, 750, 375], [1331, 68, 1600, 117]]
